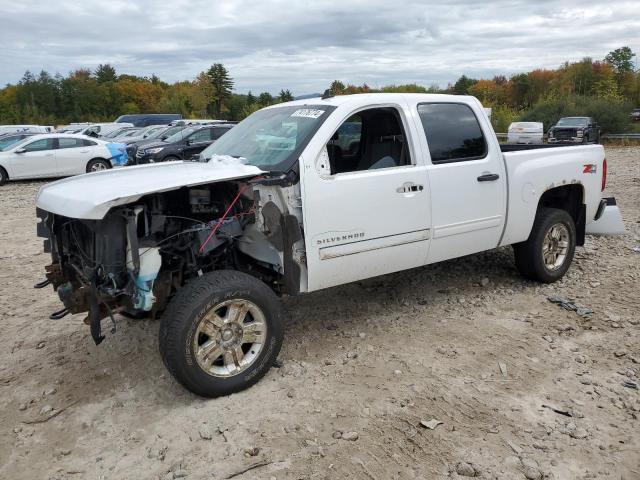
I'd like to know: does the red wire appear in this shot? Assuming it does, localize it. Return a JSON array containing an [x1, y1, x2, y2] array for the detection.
[[198, 184, 249, 254]]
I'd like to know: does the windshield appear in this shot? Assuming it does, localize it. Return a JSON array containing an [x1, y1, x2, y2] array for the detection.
[[0, 136, 27, 151], [199, 105, 333, 170], [165, 127, 197, 143], [557, 118, 588, 127], [104, 128, 129, 138], [1, 136, 31, 151], [154, 126, 182, 139]]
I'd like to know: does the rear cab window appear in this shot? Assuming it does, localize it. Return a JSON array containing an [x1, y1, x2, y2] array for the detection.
[[417, 103, 487, 164]]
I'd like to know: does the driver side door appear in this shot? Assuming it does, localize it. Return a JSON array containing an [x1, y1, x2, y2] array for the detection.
[[302, 103, 431, 291], [10, 138, 57, 178]]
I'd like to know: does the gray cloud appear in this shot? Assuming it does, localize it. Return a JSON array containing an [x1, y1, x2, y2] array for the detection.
[[0, 0, 638, 94]]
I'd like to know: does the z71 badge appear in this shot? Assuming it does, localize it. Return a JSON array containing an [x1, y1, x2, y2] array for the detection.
[[583, 164, 597, 174]]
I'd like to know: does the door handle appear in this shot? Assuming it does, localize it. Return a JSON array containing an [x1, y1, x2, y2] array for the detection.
[[45, 153, 54, 157], [477, 173, 499, 182], [396, 182, 424, 193]]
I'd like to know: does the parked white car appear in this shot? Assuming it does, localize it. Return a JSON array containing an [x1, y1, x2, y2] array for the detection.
[[58, 123, 134, 136], [0, 134, 128, 185], [0, 125, 54, 135], [34, 93, 623, 397], [507, 122, 544, 144]]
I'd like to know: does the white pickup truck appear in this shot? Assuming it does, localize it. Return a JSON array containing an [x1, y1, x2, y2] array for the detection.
[[34, 93, 624, 397]]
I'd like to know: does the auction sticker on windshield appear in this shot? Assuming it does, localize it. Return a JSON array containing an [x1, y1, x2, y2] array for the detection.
[[290, 109, 325, 119]]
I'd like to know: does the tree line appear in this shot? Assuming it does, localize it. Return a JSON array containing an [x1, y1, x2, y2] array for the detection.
[[0, 47, 637, 133]]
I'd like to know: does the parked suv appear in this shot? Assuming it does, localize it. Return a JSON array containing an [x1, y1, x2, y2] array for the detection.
[[548, 117, 600, 144], [133, 124, 234, 164]]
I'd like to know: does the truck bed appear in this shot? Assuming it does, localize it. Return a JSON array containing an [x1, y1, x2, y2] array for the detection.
[[500, 143, 576, 152]]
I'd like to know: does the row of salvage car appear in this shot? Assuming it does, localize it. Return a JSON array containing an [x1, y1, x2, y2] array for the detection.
[[0, 119, 235, 185]]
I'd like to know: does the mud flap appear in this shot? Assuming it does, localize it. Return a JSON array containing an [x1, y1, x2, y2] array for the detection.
[[586, 198, 626, 235]]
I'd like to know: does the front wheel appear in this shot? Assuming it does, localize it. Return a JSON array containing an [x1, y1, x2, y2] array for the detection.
[[159, 270, 284, 397], [86, 159, 110, 173], [0, 167, 7, 186], [513, 208, 576, 283]]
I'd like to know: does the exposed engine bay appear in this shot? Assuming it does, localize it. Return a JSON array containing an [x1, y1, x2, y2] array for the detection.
[[36, 178, 305, 345]]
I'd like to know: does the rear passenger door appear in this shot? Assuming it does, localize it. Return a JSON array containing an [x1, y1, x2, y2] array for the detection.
[[11, 138, 57, 178], [56, 137, 92, 175], [416, 102, 507, 264]]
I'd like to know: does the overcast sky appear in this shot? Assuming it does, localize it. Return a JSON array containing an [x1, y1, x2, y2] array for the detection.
[[1, 1, 638, 95]]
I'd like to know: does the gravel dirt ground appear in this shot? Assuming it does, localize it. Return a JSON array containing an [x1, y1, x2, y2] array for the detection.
[[0, 147, 638, 480]]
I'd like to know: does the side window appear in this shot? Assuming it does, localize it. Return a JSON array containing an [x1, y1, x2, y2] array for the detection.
[[327, 107, 410, 174], [417, 103, 487, 164], [22, 138, 54, 152], [83, 139, 97, 146], [57, 138, 83, 149], [213, 127, 230, 139], [189, 129, 212, 142]]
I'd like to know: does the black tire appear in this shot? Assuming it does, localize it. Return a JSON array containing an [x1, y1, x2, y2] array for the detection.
[[513, 207, 576, 283], [159, 270, 284, 397], [86, 158, 110, 173], [161, 155, 180, 162], [0, 167, 7, 186]]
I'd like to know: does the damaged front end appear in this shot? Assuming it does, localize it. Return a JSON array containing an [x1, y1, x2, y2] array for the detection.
[[36, 176, 301, 345]]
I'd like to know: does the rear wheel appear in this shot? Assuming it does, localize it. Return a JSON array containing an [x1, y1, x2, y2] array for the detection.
[[0, 167, 7, 185], [86, 158, 110, 173], [513, 207, 576, 283], [159, 270, 284, 397]]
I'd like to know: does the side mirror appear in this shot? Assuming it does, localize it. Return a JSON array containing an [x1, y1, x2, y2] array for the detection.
[[186, 139, 193, 146], [15, 148, 26, 154]]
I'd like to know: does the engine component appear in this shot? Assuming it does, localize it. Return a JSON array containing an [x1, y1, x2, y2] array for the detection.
[[127, 247, 162, 311]]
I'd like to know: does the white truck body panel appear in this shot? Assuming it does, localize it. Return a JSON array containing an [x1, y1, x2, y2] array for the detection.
[[585, 203, 626, 235], [36, 161, 264, 219], [499, 145, 605, 246]]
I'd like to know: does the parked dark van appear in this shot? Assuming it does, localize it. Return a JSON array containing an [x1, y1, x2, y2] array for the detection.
[[114, 114, 182, 127]]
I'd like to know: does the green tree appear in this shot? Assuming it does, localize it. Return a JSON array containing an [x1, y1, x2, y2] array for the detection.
[[95, 64, 117, 84], [206, 63, 234, 117], [278, 89, 294, 102], [246, 90, 256, 105], [453, 75, 478, 95], [605, 47, 636, 74], [258, 92, 274, 106]]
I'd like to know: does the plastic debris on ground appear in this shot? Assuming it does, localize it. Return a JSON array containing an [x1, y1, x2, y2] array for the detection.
[[547, 296, 594, 318]]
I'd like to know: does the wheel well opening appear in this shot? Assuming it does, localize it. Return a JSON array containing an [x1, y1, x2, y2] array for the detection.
[[88, 158, 111, 168], [538, 184, 585, 245]]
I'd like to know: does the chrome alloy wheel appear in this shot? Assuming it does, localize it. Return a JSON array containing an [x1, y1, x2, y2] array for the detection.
[[90, 162, 108, 171], [193, 299, 267, 377], [542, 224, 569, 271]]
